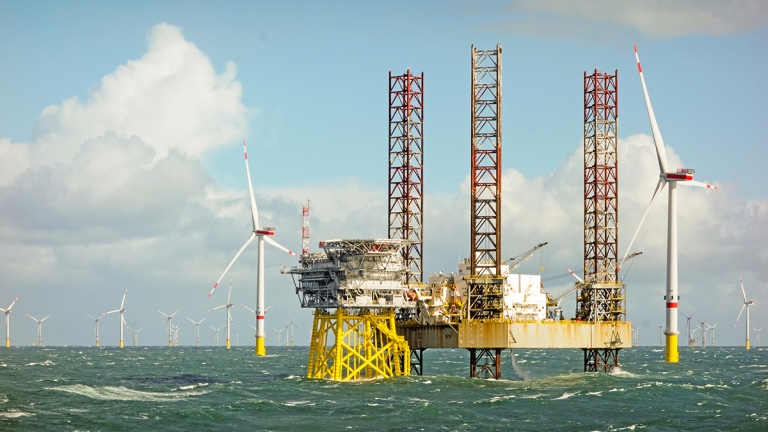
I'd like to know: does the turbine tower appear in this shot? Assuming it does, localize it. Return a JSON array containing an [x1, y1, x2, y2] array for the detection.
[[210, 140, 298, 356], [1, 297, 18, 348], [753, 327, 762, 347], [624, 45, 717, 363], [105, 288, 128, 348], [208, 281, 235, 349], [156, 308, 180, 347], [84, 312, 106, 346], [187, 317, 206, 347], [26, 314, 51, 346], [681, 309, 698, 347], [736, 276, 755, 349]]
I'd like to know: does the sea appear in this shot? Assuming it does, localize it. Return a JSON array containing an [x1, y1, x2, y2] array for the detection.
[[0, 345, 766, 431]]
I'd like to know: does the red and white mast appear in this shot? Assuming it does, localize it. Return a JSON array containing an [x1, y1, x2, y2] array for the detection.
[[302, 201, 310, 257]]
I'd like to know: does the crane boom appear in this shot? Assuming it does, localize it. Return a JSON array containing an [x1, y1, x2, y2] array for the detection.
[[546, 251, 642, 306], [503, 242, 548, 275]]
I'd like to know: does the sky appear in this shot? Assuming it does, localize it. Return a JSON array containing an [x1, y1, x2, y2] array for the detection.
[[0, 0, 766, 348]]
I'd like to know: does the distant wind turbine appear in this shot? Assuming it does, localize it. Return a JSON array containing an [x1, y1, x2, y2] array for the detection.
[[156, 308, 181, 347], [104, 288, 128, 348], [1, 297, 19, 348], [753, 327, 762, 347], [26, 314, 51, 346], [208, 280, 235, 349], [735, 276, 755, 350], [187, 317, 207, 347], [84, 312, 106, 346], [211, 326, 223, 346]]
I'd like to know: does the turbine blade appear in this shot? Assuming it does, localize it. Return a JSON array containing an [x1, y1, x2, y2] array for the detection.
[[243, 140, 260, 230], [41, 314, 51, 322], [26, 314, 38, 322], [120, 288, 127, 309], [6, 297, 18, 311], [241, 303, 256, 314], [619, 178, 666, 271], [227, 281, 232, 305], [156, 309, 169, 317], [170, 309, 181, 317], [565, 267, 584, 283], [634, 43, 669, 174], [740, 276, 748, 303], [735, 304, 746, 326], [679, 180, 717, 190], [208, 305, 225, 312], [210, 232, 257, 298], [187, 317, 196, 324], [84, 312, 97, 320], [264, 236, 300, 258]]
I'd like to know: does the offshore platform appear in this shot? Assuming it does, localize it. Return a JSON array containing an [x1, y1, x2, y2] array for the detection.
[[282, 45, 633, 381]]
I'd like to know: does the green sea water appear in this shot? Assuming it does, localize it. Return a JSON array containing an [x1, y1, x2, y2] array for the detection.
[[0, 346, 766, 430]]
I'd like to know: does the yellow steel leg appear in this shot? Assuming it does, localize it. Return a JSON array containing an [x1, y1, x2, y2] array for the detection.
[[5, 338, 9, 348], [747, 339, 751, 350], [120, 340, 124, 348], [226, 339, 231, 349], [256, 336, 266, 356], [665, 334, 679, 363]]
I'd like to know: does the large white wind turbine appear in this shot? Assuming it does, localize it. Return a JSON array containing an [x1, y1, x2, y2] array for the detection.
[[735, 276, 755, 350], [0, 297, 18, 348], [84, 312, 106, 346], [208, 280, 235, 349], [105, 288, 128, 348], [187, 317, 206, 347], [156, 308, 181, 347], [622, 45, 717, 363], [26, 313, 51, 346], [209, 140, 299, 356]]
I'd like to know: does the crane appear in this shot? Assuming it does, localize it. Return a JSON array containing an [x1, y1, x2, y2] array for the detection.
[[545, 252, 643, 308], [503, 242, 548, 276]]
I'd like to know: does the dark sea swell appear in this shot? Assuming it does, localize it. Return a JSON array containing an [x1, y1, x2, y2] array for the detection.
[[0, 346, 766, 430]]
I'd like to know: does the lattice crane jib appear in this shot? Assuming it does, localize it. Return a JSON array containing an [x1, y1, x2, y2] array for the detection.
[[389, 70, 424, 284], [580, 69, 624, 324], [470, 45, 502, 278]]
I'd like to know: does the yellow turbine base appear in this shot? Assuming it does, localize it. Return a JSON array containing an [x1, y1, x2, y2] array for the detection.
[[665, 334, 679, 363], [5, 338, 9, 348], [120, 340, 124, 348], [306, 308, 410, 381], [226, 339, 231, 349], [95, 341, 99, 347], [256, 336, 266, 356], [747, 340, 751, 350]]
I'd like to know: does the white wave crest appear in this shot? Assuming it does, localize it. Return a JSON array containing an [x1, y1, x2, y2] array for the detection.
[[49, 384, 208, 402], [0, 409, 33, 418], [552, 392, 578, 400]]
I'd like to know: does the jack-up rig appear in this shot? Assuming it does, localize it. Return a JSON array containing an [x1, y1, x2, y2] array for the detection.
[[282, 45, 634, 381]]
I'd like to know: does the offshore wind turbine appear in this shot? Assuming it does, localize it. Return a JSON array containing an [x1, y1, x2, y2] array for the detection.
[[735, 276, 755, 350], [652, 322, 663, 347], [623, 45, 717, 363], [235, 330, 240, 347], [105, 288, 128, 348], [84, 312, 106, 346], [208, 280, 235, 349], [0, 297, 18, 348], [26, 314, 51, 346], [753, 327, 762, 347], [211, 326, 223, 346], [709, 323, 718, 347], [134, 328, 142, 346], [272, 326, 284, 346], [209, 140, 299, 356], [172, 324, 180, 346], [156, 308, 181, 347], [187, 317, 206, 347], [681, 309, 698, 347]]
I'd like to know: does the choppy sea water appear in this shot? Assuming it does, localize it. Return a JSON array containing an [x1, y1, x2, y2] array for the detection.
[[0, 346, 766, 430]]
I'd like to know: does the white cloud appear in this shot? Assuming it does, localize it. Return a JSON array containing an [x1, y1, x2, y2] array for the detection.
[[0, 22, 249, 187], [487, 0, 768, 39]]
